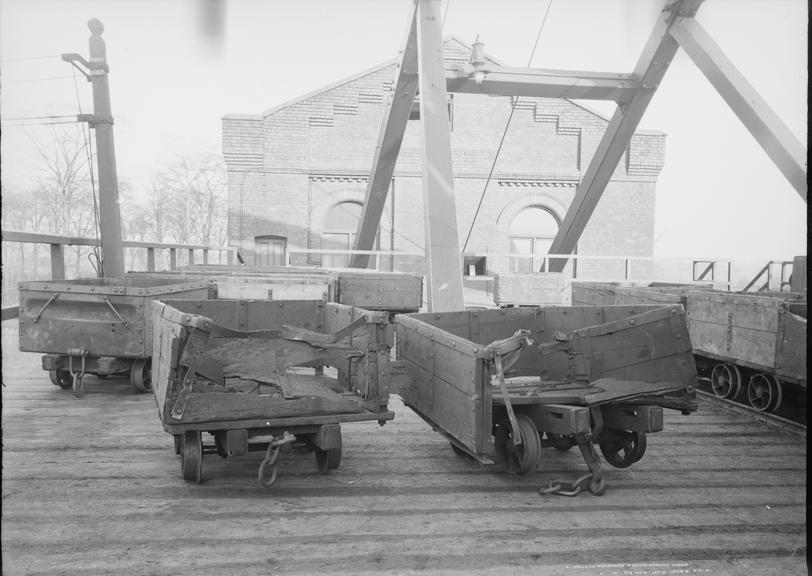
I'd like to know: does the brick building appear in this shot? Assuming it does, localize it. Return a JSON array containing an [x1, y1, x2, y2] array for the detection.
[[222, 37, 664, 278]]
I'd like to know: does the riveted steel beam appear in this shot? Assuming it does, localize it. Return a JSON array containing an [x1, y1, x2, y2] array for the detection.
[[350, 4, 419, 269], [548, 0, 706, 273], [669, 17, 807, 202], [446, 66, 640, 102], [415, 0, 464, 311]]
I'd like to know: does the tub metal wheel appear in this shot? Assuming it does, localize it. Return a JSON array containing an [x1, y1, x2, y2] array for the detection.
[[630, 431, 647, 463], [49, 370, 73, 390], [599, 431, 645, 469], [130, 358, 152, 393], [494, 413, 541, 475], [315, 438, 342, 474], [181, 430, 203, 483], [451, 442, 475, 459], [710, 363, 741, 399], [747, 373, 781, 412]]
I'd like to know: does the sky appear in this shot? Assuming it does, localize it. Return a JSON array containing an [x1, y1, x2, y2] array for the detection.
[[0, 0, 807, 262]]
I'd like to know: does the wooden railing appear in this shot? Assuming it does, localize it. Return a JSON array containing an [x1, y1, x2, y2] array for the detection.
[[741, 260, 794, 292], [692, 259, 733, 287], [289, 248, 734, 287], [1, 230, 235, 320]]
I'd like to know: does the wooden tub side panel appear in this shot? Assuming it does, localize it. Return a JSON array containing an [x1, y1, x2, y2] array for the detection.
[[686, 292, 782, 370], [775, 306, 807, 385], [396, 315, 491, 457]]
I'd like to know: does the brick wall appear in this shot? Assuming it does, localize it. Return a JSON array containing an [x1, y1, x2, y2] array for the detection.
[[223, 37, 665, 277]]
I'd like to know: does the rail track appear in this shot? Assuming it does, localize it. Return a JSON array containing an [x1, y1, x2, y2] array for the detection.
[[696, 382, 807, 435]]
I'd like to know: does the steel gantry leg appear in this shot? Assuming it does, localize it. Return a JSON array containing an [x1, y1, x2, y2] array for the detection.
[[547, 0, 706, 273], [415, 0, 464, 311], [350, 4, 419, 270], [669, 17, 807, 203]]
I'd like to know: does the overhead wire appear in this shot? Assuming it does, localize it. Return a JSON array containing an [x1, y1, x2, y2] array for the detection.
[[0, 54, 61, 62], [1, 120, 80, 128], [2, 114, 76, 121], [461, 0, 554, 253], [2, 76, 76, 84], [442, 0, 451, 29], [71, 65, 104, 276]]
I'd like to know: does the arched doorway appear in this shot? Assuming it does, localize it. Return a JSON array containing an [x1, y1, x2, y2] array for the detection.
[[508, 206, 560, 273]]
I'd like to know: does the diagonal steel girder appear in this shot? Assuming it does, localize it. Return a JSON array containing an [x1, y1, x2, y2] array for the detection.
[[669, 17, 807, 202], [547, 0, 706, 273], [350, 8, 640, 271], [350, 3, 419, 269]]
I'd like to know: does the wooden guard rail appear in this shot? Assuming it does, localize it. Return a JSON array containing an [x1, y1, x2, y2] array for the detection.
[[1, 230, 236, 321], [741, 260, 794, 292]]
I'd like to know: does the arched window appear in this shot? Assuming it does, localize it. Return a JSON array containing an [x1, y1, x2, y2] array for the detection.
[[321, 201, 378, 268], [509, 206, 560, 273]]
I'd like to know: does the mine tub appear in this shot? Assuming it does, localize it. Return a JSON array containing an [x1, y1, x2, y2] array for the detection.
[[396, 305, 698, 495], [17, 277, 210, 395], [129, 266, 424, 313], [127, 270, 332, 301], [572, 282, 807, 412], [686, 290, 806, 410], [151, 299, 394, 485]]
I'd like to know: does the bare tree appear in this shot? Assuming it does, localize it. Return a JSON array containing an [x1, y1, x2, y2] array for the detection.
[[32, 128, 96, 239], [120, 185, 155, 271], [148, 154, 228, 248], [1, 128, 99, 281]]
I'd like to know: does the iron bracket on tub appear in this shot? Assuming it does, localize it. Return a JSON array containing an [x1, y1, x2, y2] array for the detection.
[[103, 297, 129, 328], [32, 294, 59, 323], [485, 330, 533, 447]]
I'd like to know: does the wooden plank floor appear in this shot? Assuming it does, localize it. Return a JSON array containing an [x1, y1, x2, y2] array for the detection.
[[1, 321, 806, 576]]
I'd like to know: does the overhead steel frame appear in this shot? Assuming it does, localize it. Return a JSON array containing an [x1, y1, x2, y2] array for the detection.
[[668, 16, 807, 202], [351, 0, 807, 304]]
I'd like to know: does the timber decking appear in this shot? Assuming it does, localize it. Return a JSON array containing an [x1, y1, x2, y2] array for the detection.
[[1, 321, 806, 576]]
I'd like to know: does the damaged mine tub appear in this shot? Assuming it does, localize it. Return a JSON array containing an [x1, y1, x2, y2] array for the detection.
[[151, 299, 393, 486], [395, 305, 698, 496]]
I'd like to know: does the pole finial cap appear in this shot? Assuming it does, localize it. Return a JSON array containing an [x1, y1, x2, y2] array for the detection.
[[88, 18, 104, 35]]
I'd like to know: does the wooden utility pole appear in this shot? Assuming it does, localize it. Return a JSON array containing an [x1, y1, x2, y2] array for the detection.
[[63, 18, 124, 277]]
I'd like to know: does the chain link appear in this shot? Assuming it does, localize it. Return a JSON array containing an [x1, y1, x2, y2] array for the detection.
[[258, 432, 296, 488], [539, 473, 592, 496], [539, 472, 608, 497]]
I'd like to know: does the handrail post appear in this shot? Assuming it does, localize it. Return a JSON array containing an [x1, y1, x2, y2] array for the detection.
[[50, 243, 66, 280], [203, 249, 209, 265], [147, 247, 155, 271], [727, 261, 732, 291], [188, 248, 195, 266], [169, 248, 177, 270]]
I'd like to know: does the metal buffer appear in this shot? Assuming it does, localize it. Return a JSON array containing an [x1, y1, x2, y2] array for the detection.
[[351, 0, 806, 293]]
